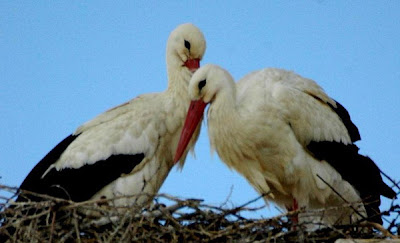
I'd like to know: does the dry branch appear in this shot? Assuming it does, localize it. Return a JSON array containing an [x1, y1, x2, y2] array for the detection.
[[0, 183, 399, 242]]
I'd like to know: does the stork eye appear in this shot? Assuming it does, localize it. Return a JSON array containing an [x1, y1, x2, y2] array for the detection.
[[184, 40, 191, 50], [198, 79, 206, 91]]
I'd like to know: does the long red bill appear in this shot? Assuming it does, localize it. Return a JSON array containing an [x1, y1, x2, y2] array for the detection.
[[184, 58, 200, 73], [174, 99, 207, 163]]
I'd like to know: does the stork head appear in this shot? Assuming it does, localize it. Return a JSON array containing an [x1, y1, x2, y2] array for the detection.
[[174, 64, 234, 163], [188, 64, 234, 103], [166, 23, 206, 74]]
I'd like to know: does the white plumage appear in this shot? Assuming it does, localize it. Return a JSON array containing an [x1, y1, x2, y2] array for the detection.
[[175, 64, 395, 227], [18, 23, 206, 209]]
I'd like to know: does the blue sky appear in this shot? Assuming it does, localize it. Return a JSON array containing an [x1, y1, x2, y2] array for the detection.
[[1, 1, 399, 221]]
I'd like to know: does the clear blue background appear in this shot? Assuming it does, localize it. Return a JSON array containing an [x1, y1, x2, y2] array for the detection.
[[1, 1, 399, 221]]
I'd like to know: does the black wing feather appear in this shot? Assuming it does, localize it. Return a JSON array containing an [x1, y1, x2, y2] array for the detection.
[[328, 100, 361, 142], [18, 134, 144, 202], [307, 141, 396, 224], [306, 98, 394, 223]]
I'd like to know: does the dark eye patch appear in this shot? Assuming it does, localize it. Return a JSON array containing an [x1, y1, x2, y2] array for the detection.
[[184, 40, 191, 50], [198, 79, 206, 91]]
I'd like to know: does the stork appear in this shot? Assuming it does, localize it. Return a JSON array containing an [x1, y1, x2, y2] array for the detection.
[[16, 23, 206, 209], [175, 64, 395, 227]]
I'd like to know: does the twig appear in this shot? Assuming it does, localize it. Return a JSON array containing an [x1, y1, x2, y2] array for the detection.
[[360, 221, 398, 239], [380, 169, 400, 191], [316, 174, 367, 221]]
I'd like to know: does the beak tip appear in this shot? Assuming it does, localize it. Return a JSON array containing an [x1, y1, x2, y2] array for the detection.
[[184, 58, 200, 73], [173, 150, 183, 164]]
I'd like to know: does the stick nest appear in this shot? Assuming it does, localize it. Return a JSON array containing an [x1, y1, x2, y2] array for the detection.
[[1, 184, 399, 242]]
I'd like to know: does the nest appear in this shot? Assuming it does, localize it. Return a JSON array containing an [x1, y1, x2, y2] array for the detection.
[[1, 184, 399, 243]]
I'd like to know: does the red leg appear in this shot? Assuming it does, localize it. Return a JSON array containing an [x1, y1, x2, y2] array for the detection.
[[292, 198, 299, 224], [292, 198, 298, 224], [286, 198, 299, 228]]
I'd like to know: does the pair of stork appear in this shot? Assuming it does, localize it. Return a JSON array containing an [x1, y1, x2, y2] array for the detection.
[[13, 23, 395, 227]]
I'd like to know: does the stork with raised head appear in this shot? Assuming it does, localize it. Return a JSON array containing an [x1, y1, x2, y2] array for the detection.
[[175, 64, 396, 227], [16, 23, 206, 209]]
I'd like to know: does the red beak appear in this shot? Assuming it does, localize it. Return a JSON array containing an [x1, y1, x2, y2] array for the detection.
[[174, 99, 207, 163], [184, 58, 200, 73]]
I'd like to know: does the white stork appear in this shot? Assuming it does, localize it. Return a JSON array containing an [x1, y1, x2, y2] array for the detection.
[[16, 23, 206, 209], [175, 64, 395, 227]]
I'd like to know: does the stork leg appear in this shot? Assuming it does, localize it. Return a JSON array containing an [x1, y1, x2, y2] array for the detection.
[[292, 198, 299, 224], [286, 198, 299, 229]]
